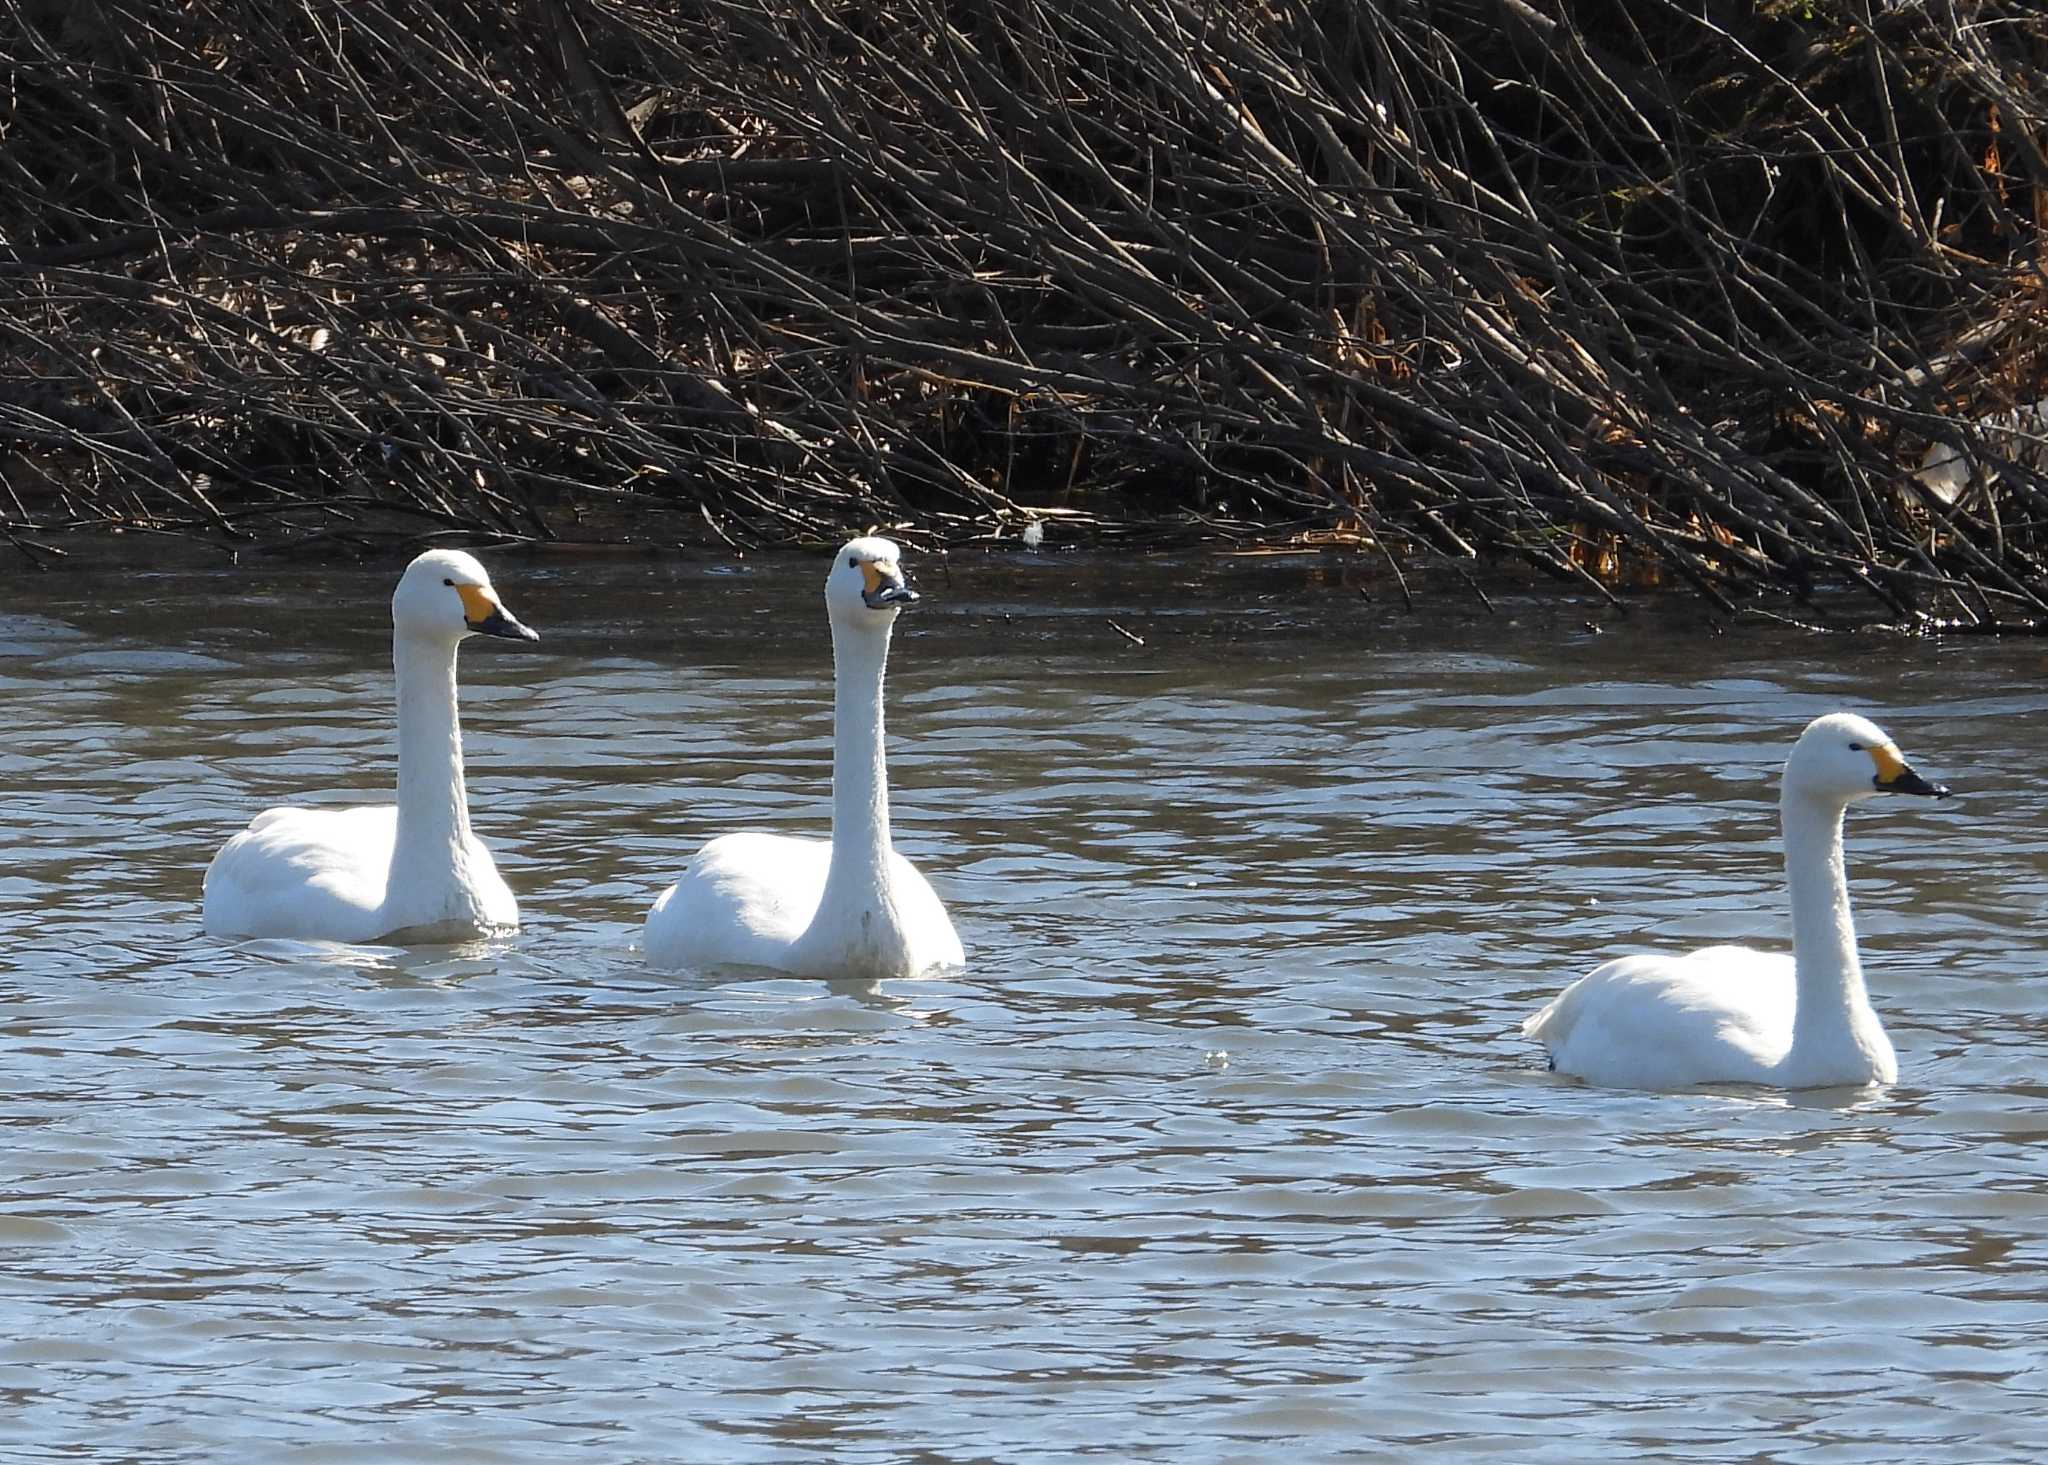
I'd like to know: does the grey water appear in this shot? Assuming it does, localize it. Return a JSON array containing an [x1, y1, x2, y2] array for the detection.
[[3, 546, 2047, 1462]]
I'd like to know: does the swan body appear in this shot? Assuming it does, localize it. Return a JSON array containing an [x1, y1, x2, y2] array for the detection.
[[645, 537, 964, 979], [1525, 713, 1949, 1090], [203, 549, 538, 944], [647, 831, 959, 976]]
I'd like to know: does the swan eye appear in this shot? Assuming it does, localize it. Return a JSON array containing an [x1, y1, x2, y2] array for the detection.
[[1847, 741, 1865, 751], [847, 556, 858, 568], [443, 577, 454, 586]]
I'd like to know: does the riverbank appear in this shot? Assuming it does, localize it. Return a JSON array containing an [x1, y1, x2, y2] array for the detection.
[[3, 1, 2044, 623]]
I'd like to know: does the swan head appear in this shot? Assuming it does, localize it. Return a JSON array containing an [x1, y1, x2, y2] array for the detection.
[[826, 536, 918, 629], [1786, 712, 1949, 805], [391, 549, 539, 645]]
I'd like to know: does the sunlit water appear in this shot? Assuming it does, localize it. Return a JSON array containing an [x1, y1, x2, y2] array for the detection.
[[3, 547, 2048, 1461]]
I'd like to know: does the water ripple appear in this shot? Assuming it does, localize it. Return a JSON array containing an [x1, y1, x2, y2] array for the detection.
[[1, 555, 2046, 1460]]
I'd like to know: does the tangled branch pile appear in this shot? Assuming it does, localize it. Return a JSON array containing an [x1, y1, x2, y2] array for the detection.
[[1, 0, 2044, 617]]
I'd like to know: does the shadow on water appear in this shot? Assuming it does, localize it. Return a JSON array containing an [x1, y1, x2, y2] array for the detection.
[[3, 547, 2048, 1461]]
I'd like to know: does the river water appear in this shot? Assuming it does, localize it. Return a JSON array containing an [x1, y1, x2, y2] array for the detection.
[[2, 545, 2046, 1461]]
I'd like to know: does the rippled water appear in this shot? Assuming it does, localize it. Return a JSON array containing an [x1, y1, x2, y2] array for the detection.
[[4, 547, 2048, 1461]]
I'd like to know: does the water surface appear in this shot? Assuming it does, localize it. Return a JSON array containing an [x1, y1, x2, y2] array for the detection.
[[3, 549, 2046, 1461]]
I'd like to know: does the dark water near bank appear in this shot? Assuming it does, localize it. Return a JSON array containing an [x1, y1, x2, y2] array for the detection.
[[3, 547, 2048, 1461]]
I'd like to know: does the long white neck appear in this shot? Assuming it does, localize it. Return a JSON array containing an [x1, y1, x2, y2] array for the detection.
[[797, 615, 909, 970], [1781, 789, 1871, 1053], [822, 616, 895, 900], [388, 631, 476, 913]]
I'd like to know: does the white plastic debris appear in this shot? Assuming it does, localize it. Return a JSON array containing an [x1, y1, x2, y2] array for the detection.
[[1915, 398, 2048, 506]]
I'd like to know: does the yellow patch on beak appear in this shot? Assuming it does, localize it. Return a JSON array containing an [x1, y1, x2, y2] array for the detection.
[[454, 583, 500, 626], [1869, 742, 1908, 785], [858, 561, 882, 596]]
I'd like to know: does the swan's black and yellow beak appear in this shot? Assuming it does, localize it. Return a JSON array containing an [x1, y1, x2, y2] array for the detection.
[[455, 583, 540, 642], [859, 559, 919, 609], [1870, 742, 1949, 798]]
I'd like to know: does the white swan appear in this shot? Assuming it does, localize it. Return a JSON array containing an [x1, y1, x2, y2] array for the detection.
[[644, 536, 964, 979], [1524, 712, 1949, 1090], [202, 549, 539, 944]]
